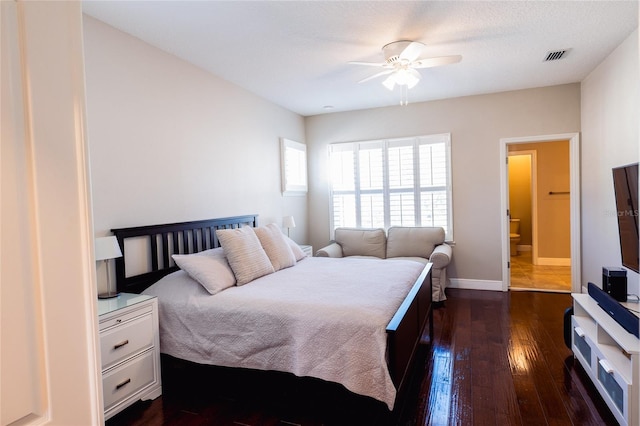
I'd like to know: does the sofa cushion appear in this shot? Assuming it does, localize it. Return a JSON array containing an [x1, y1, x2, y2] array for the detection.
[[334, 228, 386, 259], [386, 256, 429, 266], [386, 226, 445, 259]]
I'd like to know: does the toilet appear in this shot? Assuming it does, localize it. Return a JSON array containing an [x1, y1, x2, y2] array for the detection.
[[510, 218, 521, 256]]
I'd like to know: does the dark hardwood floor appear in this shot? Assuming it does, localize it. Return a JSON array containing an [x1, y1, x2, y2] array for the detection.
[[106, 289, 619, 425]]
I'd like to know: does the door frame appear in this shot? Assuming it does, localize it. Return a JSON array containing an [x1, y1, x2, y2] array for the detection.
[[499, 133, 581, 293]]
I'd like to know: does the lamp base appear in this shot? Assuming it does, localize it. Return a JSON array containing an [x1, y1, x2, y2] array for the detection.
[[98, 291, 120, 299]]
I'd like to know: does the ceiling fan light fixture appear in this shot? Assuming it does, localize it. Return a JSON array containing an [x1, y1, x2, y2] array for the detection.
[[382, 75, 396, 91], [383, 68, 420, 90], [405, 69, 421, 88]]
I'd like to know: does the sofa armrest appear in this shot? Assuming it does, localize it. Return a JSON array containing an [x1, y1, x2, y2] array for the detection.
[[315, 242, 344, 258], [429, 243, 452, 269]]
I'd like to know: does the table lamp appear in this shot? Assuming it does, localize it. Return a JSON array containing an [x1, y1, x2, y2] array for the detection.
[[282, 216, 296, 238], [96, 236, 123, 299]]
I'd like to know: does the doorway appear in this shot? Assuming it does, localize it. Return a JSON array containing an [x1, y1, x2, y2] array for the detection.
[[507, 147, 571, 292], [499, 133, 581, 293]]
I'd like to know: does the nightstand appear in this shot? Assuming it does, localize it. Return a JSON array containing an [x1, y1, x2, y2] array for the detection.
[[98, 293, 162, 420], [300, 244, 313, 257]]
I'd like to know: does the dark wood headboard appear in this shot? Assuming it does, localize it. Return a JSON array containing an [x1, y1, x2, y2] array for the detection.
[[111, 214, 258, 294]]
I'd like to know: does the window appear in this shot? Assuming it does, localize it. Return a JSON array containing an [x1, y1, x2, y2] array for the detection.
[[329, 133, 452, 240], [281, 138, 307, 195]]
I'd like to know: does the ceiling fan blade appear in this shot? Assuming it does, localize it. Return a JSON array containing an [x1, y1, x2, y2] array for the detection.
[[412, 55, 462, 69], [399, 42, 424, 62], [358, 70, 393, 83], [348, 61, 387, 67]]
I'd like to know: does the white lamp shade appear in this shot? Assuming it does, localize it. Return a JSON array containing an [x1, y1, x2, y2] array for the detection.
[[95, 236, 122, 261], [382, 75, 396, 91], [383, 69, 421, 91], [282, 216, 296, 229]]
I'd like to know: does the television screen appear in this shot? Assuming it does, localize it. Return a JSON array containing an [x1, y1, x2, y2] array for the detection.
[[612, 163, 639, 273]]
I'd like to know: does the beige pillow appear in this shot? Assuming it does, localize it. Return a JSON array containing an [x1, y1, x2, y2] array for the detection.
[[216, 226, 274, 285], [335, 227, 386, 258], [386, 226, 445, 258], [254, 223, 296, 271], [172, 247, 236, 295], [284, 235, 307, 261]]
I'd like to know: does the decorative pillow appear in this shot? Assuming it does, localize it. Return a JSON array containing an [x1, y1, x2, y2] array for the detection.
[[172, 248, 236, 295], [216, 226, 274, 285], [254, 223, 297, 271], [284, 235, 307, 261]]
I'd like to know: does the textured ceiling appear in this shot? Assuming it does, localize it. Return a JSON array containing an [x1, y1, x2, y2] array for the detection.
[[82, 1, 638, 117]]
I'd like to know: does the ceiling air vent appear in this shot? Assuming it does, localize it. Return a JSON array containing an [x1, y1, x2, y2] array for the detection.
[[544, 49, 569, 62]]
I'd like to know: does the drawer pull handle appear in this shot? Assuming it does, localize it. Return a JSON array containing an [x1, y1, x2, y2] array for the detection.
[[599, 359, 614, 374], [574, 327, 585, 338], [113, 340, 129, 350], [116, 378, 131, 390]]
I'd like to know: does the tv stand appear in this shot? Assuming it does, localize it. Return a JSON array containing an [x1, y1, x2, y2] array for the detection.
[[572, 293, 639, 426]]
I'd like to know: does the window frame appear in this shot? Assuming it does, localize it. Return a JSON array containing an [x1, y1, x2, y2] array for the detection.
[[280, 138, 308, 196], [329, 133, 453, 240]]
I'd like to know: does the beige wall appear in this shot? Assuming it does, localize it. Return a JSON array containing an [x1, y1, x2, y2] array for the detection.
[[581, 29, 639, 295], [510, 141, 571, 259], [82, 14, 637, 292], [305, 84, 581, 284], [83, 17, 308, 293]]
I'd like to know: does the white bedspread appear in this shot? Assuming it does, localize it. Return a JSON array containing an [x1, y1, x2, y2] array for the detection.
[[142, 256, 425, 409]]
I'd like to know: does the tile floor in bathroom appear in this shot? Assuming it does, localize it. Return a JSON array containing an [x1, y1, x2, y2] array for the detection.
[[510, 251, 572, 292]]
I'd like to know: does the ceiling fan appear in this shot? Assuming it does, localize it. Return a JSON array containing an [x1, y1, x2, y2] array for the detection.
[[350, 40, 462, 92]]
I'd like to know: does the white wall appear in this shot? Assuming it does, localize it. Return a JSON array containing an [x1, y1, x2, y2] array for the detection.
[[83, 16, 308, 292], [581, 29, 639, 295], [305, 84, 581, 286]]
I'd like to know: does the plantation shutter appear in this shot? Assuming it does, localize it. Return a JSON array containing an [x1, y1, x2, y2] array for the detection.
[[329, 133, 452, 240]]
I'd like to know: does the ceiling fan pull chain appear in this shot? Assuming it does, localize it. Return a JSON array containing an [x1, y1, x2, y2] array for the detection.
[[400, 85, 408, 106]]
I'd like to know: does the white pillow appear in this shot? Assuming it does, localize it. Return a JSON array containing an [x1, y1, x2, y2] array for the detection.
[[216, 226, 275, 285], [254, 223, 296, 271], [172, 248, 236, 295], [284, 235, 307, 261]]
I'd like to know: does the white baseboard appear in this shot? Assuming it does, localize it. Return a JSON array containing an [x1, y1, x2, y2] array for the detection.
[[448, 278, 504, 292], [517, 244, 532, 252], [536, 257, 571, 266]]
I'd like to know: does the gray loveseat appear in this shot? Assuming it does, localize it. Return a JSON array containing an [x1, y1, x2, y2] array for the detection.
[[316, 226, 453, 303]]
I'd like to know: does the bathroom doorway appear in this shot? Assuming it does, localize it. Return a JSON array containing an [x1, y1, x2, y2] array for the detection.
[[500, 133, 580, 293], [508, 147, 571, 292]]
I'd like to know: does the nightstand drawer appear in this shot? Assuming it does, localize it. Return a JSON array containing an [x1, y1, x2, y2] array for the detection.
[[103, 349, 156, 411], [101, 313, 154, 370], [99, 303, 152, 331]]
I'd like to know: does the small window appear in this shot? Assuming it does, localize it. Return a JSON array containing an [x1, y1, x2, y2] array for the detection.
[[281, 138, 307, 195]]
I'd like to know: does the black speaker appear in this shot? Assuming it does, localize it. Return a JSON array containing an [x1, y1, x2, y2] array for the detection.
[[563, 306, 573, 349], [602, 267, 627, 302]]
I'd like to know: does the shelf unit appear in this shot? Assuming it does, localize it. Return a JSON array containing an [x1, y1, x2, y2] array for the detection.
[[572, 293, 639, 426]]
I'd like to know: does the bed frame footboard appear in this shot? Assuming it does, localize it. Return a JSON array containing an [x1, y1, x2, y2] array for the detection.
[[386, 263, 433, 397]]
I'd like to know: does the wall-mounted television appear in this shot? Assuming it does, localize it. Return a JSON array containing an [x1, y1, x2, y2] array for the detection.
[[612, 163, 639, 273]]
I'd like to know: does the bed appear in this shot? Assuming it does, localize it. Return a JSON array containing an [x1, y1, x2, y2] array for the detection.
[[111, 214, 433, 411]]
